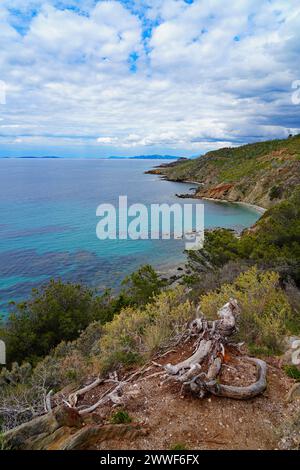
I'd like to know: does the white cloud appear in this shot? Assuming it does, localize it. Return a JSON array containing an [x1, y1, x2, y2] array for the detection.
[[97, 136, 115, 144], [0, 0, 299, 156]]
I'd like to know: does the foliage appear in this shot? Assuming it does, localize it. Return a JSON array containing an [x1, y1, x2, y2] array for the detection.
[[121, 264, 167, 307], [185, 187, 300, 285], [0, 432, 10, 450], [184, 229, 240, 286], [169, 442, 188, 450], [142, 288, 193, 353], [183, 260, 251, 301], [98, 286, 193, 373], [110, 409, 132, 424], [99, 306, 149, 372], [162, 135, 300, 205], [283, 365, 300, 381], [200, 267, 292, 353], [0, 280, 116, 365], [0, 264, 167, 367], [269, 185, 283, 200]]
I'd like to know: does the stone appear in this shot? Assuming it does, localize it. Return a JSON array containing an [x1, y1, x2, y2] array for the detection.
[[3, 412, 60, 450], [54, 405, 83, 428], [3, 405, 83, 450]]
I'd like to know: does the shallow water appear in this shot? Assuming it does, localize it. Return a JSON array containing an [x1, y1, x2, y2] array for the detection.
[[0, 158, 260, 311]]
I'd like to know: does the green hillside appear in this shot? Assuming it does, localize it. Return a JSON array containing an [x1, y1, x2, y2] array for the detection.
[[152, 135, 300, 208]]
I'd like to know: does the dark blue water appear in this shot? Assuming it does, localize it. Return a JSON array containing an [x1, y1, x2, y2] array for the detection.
[[0, 159, 260, 312]]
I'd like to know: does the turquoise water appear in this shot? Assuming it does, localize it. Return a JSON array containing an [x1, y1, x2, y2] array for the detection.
[[0, 159, 260, 311]]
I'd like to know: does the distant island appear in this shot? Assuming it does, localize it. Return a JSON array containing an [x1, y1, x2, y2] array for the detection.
[[108, 155, 182, 160]]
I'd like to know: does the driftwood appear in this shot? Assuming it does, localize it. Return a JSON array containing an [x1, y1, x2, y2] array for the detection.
[[164, 299, 267, 400], [62, 299, 266, 416], [78, 382, 126, 416], [68, 377, 104, 407]]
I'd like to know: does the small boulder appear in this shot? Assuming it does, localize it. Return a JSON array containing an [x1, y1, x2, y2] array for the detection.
[[54, 405, 83, 428]]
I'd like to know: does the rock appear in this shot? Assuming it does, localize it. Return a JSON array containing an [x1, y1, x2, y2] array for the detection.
[[3, 405, 83, 450], [54, 405, 83, 428], [83, 413, 103, 426], [175, 193, 192, 199], [59, 423, 149, 450], [3, 404, 149, 450], [3, 412, 60, 450]]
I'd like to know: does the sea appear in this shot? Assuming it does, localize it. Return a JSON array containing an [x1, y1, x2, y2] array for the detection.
[[0, 158, 261, 313]]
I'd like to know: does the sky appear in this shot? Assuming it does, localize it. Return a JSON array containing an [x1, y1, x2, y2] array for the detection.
[[0, 0, 300, 158]]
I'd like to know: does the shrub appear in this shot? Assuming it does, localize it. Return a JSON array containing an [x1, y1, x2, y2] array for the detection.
[[97, 286, 193, 373], [200, 267, 292, 354], [142, 288, 193, 353], [74, 321, 103, 357], [110, 410, 132, 424], [269, 185, 283, 200], [284, 282, 300, 334], [2, 280, 114, 365], [284, 365, 300, 381], [0, 432, 10, 450], [170, 442, 188, 450], [99, 306, 148, 372], [185, 188, 300, 285], [121, 264, 167, 306], [0, 265, 167, 367]]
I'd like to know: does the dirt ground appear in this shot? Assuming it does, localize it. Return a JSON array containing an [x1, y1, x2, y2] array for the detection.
[[73, 344, 298, 450]]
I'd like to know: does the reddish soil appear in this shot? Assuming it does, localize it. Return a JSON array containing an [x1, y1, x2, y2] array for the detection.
[[200, 183, 234, 199], [71, 343, 297, 450]]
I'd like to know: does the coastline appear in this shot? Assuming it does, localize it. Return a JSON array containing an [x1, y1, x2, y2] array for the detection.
[[200, 196, 267, 215], [158, 175, 267, 215]]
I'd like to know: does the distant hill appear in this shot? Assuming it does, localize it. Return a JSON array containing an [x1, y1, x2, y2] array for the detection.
[[147, 135, 300, 209]]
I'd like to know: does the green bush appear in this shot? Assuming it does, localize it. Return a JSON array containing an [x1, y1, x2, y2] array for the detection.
[[1, 280, 115, 365], [284, 365, 300, 381], [121, 264, 167, 306], [142, 288, 193, 353], [169, 442, 188, 450], [200, 267, 292, 354], [110, 410, 132, 424], [269, 185, 283, 200], [0, 432, 10, 450], [185, 188, 300, 285], [97, 286, 193, 373], [0, 265, 167, 367]]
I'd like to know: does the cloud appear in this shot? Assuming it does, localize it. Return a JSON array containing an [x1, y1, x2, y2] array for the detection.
[[0, 0, 299, 156]]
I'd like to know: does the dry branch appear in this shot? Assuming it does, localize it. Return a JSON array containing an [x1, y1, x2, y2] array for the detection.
[[65, 298, 266, 417], [164, 299, 267, 400], [68, 377, 104, 407]]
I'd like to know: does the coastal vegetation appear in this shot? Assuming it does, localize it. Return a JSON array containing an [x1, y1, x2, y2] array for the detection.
[[148, 134, 300, 209], [0, 136, 299, 449], [184, 187, 300, 287], [0, 265, 164, 366]]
